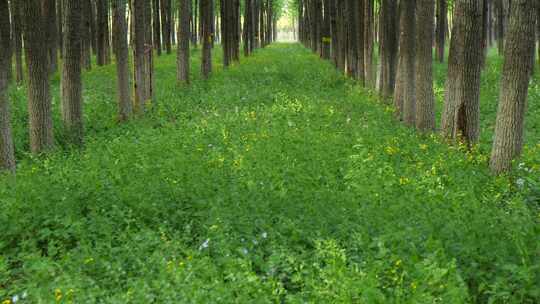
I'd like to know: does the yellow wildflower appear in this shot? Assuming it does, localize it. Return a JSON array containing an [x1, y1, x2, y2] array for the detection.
[[55, 289, 62, 302], [419, 144, 428, 150], [399, 177, 410, 185], [2, 299, 12, 304]]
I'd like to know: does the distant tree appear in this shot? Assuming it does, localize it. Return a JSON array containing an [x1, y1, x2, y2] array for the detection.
[[378, 0, 398, 98], [61, 0, 84, 146], [9, 0, 24, 84], [178, 0, 191, 84], [153, 0, 162, 55], [490, 0, 537, 174], [201, 0, 213, 78], [96, 0, 111, 66], [133, 0, 149, 111], [23, 0, 55, 153], [394, 0, 416, 125], [0, 0, 15, 172], [112, 0, 133, 121], [435, 0, 447, 62], [415, 0, 436, 131], [161, 0, 173, 54], [441, 0, 483, 145], [43, 0, 59, 73]]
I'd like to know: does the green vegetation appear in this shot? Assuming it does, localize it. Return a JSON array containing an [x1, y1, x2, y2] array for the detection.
[[1, 44, 539, 303]]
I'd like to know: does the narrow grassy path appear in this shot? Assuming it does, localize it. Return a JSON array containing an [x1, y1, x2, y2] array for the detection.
[[1, 44, 538, 303]]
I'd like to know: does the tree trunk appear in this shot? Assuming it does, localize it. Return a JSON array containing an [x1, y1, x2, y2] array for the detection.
[[378, 0, 398, 98], [441, 0, 483, 145], [61, 0, 84, 146], [96, 0, 111, 66], [153, 0, 162, 55], [0, 0, 15, 172], [23, 0, 55, 154], [436, 0, 447, 62], [490, 0, 537, 174], [178, 0, 191, 84], [10, 0, 24, 84], [201, 0, 213, 78], [415, 0, 436, 131], [82, 0, 93, 70], [364, 0, 375, 87], [112, 0, 133, 122], [161, 0, 172, 54], [44, 0, 59, 74], [133, 0, 148, 111], [57, 0, 63, 59], [394, 0, 416, 125]]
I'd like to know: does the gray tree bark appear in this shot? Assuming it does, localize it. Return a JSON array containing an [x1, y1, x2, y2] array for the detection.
[[23, 0, 55, 153], [61, 0, 84, 146], [415, 0, 436, 131], [0, 0, 15, 172], [490, 0, 537, 174]]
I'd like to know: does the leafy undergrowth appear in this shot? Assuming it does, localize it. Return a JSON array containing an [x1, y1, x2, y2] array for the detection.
[[0, 44, 539, 303]]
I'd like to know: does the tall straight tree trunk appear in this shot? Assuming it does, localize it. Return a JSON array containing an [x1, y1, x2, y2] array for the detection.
[[379, 0, 398, 98], [112, 0, 133, 122], [0, 0, 15, 172], [82, 0, 93, 70], [161, 0, 172, 54], [23, 0, 55, 154], [321, 0, 331, 60], [96, 0, 111, 66], [490, 0, 537, 174], [144, 0, 154, 102], [192, 0, 199, 46], [441, 0, 483, 145], [44, 0, 59, 74], [57, 0, 63, 59], [153, 0, 162, 55], [394, 0, 416, 125], [364, 0, 375, 87], [244, 0, 253, 56], [61, 0, 84, 146], [201, 0, 213, 78], [356, 0, 365, 85], [495, 0, 505, 55], [10, 0, 24, 84], [133, 0, 148, 111], [178, 0, 191, 84], [415, 0, 436, 131], [436, 0, 447, 62]]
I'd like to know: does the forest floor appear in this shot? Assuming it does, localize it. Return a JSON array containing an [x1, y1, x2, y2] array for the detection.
[[1, 44, 539, 303]]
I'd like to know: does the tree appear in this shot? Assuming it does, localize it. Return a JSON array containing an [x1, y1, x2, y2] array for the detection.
[[435, 0, 447, 62], [96, 0, 111, 66], [153, 0, 162, 55], [133, 0, 150, 111], [415, 0, 436, 131], [441, 0, 483, 145], [23, 0, 55, 153], [393, 0, 416, 125], [10, 0, 24, 84], [490, 0, 537, 174], [0, 0, 15, 172], [112, 0, 133, 121], [161, 0, 173, 54], [378, 0, 398, 98], [61, 0, 84, 146], [44, 0, 59, 74], [81, 0, 93, 70], [201, 0, 213, 79], [178, 0, 191, 84]]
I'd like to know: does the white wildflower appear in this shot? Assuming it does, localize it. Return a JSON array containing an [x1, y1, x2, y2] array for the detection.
[[516, 178, 525, 188], [262, 232, 268, 239], [199, 239, 210, 250], [12, 295, 19, 303], [242, 248, 249, 255]]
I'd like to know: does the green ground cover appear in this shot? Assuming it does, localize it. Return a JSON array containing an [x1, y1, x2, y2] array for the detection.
[[1, 44, 539, 303]]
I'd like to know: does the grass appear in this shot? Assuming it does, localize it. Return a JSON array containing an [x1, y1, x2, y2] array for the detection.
[[0, 44, 539, 303]]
